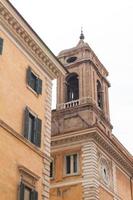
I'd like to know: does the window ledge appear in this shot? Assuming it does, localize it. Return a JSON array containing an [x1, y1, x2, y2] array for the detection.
[[27, 85, 39, 97], [63, 172, 80, 178]]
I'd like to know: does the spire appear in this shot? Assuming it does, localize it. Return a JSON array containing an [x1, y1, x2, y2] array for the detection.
[[80, 27, 85, 40]]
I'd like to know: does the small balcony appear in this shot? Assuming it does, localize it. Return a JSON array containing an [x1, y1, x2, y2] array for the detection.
[[57, 97, 96, 110]]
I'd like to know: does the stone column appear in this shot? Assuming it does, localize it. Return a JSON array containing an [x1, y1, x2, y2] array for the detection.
[[82, 141, 99, 200]]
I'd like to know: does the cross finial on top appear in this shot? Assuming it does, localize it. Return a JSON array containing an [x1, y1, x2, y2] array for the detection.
[[80, 27, 85, 40]]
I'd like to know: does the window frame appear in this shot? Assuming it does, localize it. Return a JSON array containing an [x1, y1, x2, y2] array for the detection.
[[27, 67, 42, 95], [64, 153, 79, 176], [24, 107, 42, 147], [18, 165, 39, 200]]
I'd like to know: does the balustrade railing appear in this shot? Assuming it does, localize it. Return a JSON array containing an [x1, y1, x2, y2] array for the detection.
[[57, 97, 96, 110]]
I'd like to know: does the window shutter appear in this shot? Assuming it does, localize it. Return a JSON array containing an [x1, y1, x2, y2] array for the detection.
[[36, 78, 42, 95], [35, 118, 42, 147], [31, 190, 38, 200], [27, 67, 32, 86], [24, 107, 29, 139], [0, 38, 3, 55], [19, 182, 25, 200]]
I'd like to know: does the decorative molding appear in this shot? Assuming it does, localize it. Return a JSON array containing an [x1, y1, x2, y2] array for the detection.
[[18, 165, 40, 188], [50, 178, 82, 188], [0, 1, 66, 79]]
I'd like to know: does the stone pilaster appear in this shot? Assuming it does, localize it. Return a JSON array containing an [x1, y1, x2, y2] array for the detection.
[[42, 77, 52, 200], [82, 141, 99, 200]]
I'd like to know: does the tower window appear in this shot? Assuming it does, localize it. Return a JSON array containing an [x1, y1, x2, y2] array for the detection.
[[97, 80, 103, 109], [66, 73, 79, 102], [66, 56, 77, 63], [65, 153, 79, 175]]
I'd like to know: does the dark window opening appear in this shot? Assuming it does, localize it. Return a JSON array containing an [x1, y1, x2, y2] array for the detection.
[[0, 38, 4, 55], [66, 155, 71, 174], [28, 113, 35, 143], [66, 56, 77, 63], [66, 73, 79, 102], [73, 154, 77, 173], [27, 67, 42, 95], [50, 160, 54, 178], [30, 72, 37, 91], [97, 80, 103, 109], [65, 154, 78, 175], [19, 182, 38, 200], [24, 108, 42, 147]]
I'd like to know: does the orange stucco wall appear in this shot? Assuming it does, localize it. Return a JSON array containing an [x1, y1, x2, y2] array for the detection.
[[50, 184, 82, 200], [0, 126, 43, 199], [50, 147, 82, 200], [0, 30, 47, 149], [0, 29, 48, 199], [116, 167, 132, 200], [99, 186, 113, 200]]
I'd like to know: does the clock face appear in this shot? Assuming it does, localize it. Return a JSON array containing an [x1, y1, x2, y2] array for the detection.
[[66, 56, 77, 63], [100, 159, 110, 185]]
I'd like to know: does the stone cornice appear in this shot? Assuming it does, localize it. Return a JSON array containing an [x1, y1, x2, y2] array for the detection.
[[0, 0, 67, 79], [51, 127, 133, 176]]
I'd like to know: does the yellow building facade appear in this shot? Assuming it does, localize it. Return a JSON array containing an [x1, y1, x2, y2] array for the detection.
[[50, 32, 133, 200], [0, 0, 66, 199]]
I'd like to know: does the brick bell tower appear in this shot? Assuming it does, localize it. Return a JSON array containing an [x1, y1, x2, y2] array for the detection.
[[50, 32, 133, 200], [52, 31, 112, 135]]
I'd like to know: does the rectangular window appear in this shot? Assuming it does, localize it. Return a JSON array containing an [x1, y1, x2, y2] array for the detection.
[[0, 38, 3, 55], [27, 67, 42, 94], [50, 159, 54, 178], [24, 107, 42, 147], [65, 153, 79, 175], [19, 182, 38, 200]]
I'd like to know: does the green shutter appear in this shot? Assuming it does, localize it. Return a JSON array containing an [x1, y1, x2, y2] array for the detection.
[[36, 78, 42, 95], [35, 118, 42, 147], [27, 67, 32, 86], [0, 38, 3, 55], [31, 190, 38, 200], [19, 182, 25, 200], [24, 107, 29, 139]]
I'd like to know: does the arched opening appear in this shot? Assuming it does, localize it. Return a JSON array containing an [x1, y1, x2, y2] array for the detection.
[[66, 73, 79, 102], [97, 80, 103, 109]]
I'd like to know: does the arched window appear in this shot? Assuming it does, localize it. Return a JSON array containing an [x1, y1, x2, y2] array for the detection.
[[97, 80, 103, 109], [66, 73, 79, 102]]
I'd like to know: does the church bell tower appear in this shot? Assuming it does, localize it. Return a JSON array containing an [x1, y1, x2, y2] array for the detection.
[[50, 32, 133, 200], [52, 31, 112, 135]]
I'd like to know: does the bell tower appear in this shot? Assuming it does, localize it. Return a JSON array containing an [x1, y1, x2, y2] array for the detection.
[[52, 31, 112, 135], [50, 32, 133, 200]]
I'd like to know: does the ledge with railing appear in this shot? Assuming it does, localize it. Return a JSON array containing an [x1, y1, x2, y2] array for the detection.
[[57, 97, 96, 110]]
